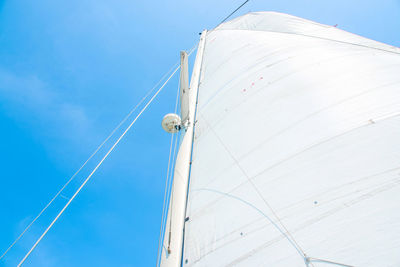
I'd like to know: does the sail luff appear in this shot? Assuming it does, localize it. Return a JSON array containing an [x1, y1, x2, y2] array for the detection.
[[160, 30, 207, 267]]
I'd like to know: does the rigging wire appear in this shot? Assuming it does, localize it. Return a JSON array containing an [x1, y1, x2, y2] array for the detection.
[[215, 0, 250, 29], [194, 188, 306, 259], [306, 257, 354, 267], [156, 77, 181, 267], [0, 66, 179, 263], [0, 62, 179, 262], [203, 117, 310, 264], [156, 45, 197, 266], [17, 65, 181, 267], [165, 72, 182, 255], [156, 131, 175, 266]]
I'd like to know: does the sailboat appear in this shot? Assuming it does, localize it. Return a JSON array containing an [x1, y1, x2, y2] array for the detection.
[[158, 11, 400, 267], [3, 10, 399, 267]]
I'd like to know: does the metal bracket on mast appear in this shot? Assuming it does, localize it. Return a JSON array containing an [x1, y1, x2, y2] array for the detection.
[[161, 50, 190, 134], [180, 51, 190, 126]]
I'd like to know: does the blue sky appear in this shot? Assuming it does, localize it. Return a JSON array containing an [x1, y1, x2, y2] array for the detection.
[[0, 0, 399, 266]]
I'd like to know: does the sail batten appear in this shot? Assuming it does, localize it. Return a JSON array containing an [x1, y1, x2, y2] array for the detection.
[[178, 12, 400, 267]]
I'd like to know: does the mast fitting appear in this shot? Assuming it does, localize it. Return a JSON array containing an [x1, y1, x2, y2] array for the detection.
[[162, 113, 182, 133]]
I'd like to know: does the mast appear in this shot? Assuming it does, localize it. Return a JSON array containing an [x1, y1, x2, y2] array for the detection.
[[160, 30, 207, 267]]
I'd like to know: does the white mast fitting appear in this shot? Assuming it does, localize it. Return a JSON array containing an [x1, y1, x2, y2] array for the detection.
[[160, 30, 207, 267], [180, 50, 190, 125], [161, 50, 190, 134]]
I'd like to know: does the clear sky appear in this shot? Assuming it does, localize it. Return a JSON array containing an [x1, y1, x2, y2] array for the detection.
[[0, 0, 399, 266]]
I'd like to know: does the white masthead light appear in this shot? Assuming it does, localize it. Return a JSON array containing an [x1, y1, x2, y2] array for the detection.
[[161, 113, 181, 133]]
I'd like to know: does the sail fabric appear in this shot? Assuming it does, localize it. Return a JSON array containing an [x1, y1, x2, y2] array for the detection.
[[182, 12, 400, 266]]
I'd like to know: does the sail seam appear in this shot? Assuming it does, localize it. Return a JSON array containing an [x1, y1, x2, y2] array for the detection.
[[189, 188, 306, 265], [203, 117, 309, 264], [213, 29, 400, 55]]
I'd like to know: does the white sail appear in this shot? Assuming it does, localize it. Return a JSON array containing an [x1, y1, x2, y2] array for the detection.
[[163, 11, 400, 267]]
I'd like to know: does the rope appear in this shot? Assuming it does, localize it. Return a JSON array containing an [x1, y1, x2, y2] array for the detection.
[[17, 65, 181, 267], [166, 66, 182, 253], [195, 188, 306, 258], [203, 116, 309, 264], [156, 72, 181, 267], [156, 131, 175, 265], [155, 44, 198, 266], [215, 0, 250, 28], [0, 62, 179, 262], [307, 257, 354, 267], [163, 119, 180, 256]]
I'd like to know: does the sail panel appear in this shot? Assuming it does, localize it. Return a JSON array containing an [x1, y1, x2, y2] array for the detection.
[[183, 12, 400, 266], [216, 12, 400, 53]]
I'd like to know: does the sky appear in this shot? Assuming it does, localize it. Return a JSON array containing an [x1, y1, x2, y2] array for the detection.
[[0, 0, 399, 266]]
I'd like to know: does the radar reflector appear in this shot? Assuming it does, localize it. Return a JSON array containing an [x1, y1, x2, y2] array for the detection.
[[161, 113, 182, 133]]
